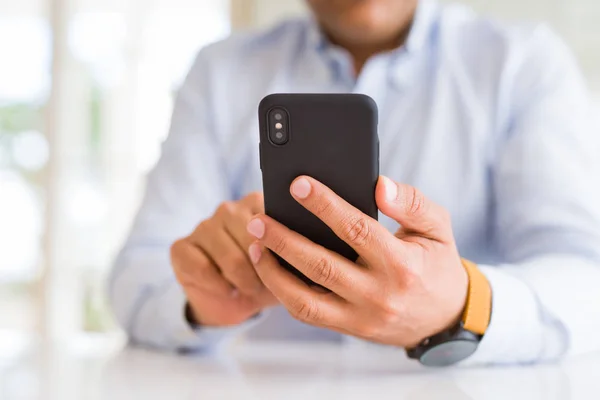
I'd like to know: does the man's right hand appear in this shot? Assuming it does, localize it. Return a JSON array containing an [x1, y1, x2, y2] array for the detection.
[[171, 192, 278, 327]]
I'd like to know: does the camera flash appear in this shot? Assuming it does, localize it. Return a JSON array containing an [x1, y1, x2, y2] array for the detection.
[[275, 123, 283, 129]]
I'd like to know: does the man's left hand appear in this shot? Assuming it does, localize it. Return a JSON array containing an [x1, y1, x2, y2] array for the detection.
[[246, 175, 469, 348]]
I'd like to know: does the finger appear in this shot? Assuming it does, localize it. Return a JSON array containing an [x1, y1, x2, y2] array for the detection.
[[289, 176, 397, 263], [248, 242, 350, 329], [247, 216, 371, 301], [248, 242, 385, 342], [375, 176, 453, 243], [240, 192, 264, 214], [192, 221, 265, 295], [222, 206, 259, 252], [171, 239, 236, 297]]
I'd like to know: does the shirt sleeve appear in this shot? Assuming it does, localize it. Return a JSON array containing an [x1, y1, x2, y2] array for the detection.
[[343, 26, 600, 367], [108, 48, 252, 351], [462, 26, 600, 365]]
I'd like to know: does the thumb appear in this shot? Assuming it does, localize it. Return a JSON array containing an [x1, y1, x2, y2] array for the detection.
[[375, 176, 453, 242]]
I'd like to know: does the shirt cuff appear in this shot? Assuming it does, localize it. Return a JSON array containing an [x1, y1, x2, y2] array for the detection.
[[131, 279, 267, 352], [459, 265, 549, 366]]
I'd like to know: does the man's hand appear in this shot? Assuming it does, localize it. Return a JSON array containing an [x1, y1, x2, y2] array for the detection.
[[246, 176, 468, 348], [171, 193, 278, 327]]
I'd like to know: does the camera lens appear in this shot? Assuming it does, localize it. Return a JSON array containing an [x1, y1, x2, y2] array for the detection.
[[274, 113, 283, 121], [270, 130, 288, 145]]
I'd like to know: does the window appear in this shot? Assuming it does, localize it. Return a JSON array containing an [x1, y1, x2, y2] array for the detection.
[[0, 0, 230, 340], [0, 0, 49, 334]]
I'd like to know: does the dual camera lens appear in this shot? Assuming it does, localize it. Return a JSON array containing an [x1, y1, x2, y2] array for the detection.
[[268, 108, 289, 145]]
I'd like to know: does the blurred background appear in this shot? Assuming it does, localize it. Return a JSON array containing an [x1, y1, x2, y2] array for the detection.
[[1, 0, 599, 352]]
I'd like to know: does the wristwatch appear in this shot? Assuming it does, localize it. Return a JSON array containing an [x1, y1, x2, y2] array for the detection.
[[406, 259, 492, 367]]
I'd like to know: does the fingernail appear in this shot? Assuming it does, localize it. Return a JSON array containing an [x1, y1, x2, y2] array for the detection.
[[248, 243, 262, 264], [291, 177, 311, 199], [382, 176, 398, 202], [231, 289, 240, 299], [247, 218, 265, 239]]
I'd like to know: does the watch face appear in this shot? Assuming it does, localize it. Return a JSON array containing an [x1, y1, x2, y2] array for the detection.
[[420, 340, 478, 367]]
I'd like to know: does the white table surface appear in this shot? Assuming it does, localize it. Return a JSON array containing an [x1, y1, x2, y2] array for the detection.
[[1, 336, 600, 400]]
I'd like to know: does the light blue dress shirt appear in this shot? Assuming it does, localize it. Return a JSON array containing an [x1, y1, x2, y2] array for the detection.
[[110, 0, 600, 365]]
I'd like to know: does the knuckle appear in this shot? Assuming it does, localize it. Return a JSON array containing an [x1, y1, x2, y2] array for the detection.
[[356, 323, 381, 340], [289, 297, 320, 323], [340, 217, 371, 247], [170, 239, 192, 273], [308, 257, 340, 286], [217, 201, 236, 216], [272, 235, 288, 255], [307, 256, 338, 286], [170, 238, 185, 261], [174, 274, 189, 288], [242, 192, 265, 214], [313, 196, 334, 218], [362, 284, 383, 307], [246, 192, 263, 205], [377, 293, 405, 325], [196, 219, 212, 234], [401, 262, 422, 286], [405, 187, 427, 217]]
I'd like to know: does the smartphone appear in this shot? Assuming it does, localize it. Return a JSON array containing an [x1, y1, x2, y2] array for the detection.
[[258, 93, 379, 283]]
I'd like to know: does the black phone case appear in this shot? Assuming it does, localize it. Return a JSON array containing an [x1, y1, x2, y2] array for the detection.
[[258, 93, 379, 283]]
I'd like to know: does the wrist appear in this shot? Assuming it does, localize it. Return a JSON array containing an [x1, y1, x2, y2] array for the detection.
[[441, 258, 470, 335], [419, 257, 469, 344], [407, 258, 492, 366]]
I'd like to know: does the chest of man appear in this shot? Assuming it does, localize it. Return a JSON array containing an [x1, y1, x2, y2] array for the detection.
[[220, 55, 498, 263]]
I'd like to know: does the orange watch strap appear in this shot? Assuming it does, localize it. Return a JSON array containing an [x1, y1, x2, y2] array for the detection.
[[460, 259, 492, 335]]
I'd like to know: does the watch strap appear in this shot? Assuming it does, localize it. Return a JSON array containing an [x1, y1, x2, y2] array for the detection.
[[460, 258, 492, 335]]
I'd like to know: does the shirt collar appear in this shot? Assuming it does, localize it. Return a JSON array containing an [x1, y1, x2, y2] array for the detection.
[[404, 0, 438, 54], [305, 0, 439, 88], [389, 0, 439, 89]]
